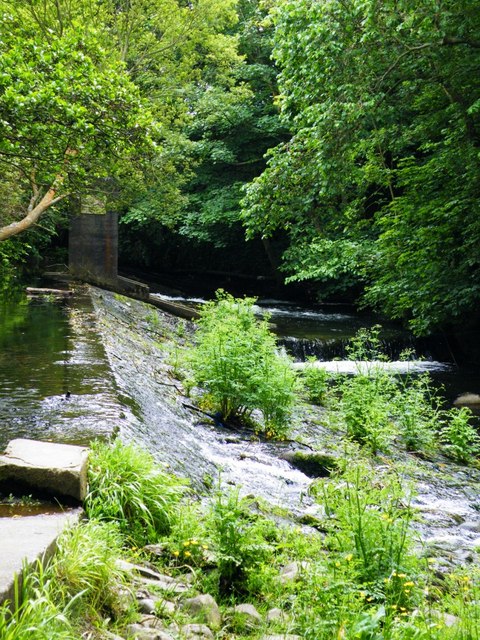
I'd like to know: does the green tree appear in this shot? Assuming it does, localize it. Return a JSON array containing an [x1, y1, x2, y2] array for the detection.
[[0, 3, 156, 242], [242, 0, 480, 332]]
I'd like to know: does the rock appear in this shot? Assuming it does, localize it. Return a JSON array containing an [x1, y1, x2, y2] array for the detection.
[[182, 594, 222, 629], [0, 439, 88, 502], [139, 615, 166, 629], [453, 393, 480, 407], [138, 598, 157, 614], [0, 508, 83, 605], [280, 451, 337, 478], [266, 608, 288, 624], [230, 603, 263, 631], [181, 624, 215, 639], [155, 600, 176, 616], [137, 575, 189, 594], [279, 561, 310, 584], [116, 559, 173, 582], [125, 623, 173, 639], [143, 543, 170, 558], [261, 636, 302, 640]]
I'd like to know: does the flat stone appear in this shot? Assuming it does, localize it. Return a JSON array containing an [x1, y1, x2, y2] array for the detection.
[[0, 508, 83, 605], [0, 439, 89, 502]]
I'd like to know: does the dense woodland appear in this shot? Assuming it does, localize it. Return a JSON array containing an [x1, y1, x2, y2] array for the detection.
[[0, 0, 479, 335]]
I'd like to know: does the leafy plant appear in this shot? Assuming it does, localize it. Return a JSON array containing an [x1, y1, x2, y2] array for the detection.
[[208, 487, 277, 596], [188, 291, 297, 436], [85, 439, 188, 546], [318, 460, 417, 596], [301, 359, 331, 405], [335, 368, 397, 453], [440, 407, 480, 464], [393, 374, 440, 454]]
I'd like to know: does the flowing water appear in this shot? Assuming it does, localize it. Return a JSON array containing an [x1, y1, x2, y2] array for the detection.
[[2, 284, 480, 566]]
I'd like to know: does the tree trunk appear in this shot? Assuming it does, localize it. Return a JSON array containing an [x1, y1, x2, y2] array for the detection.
[[0, 178, 67, 241]]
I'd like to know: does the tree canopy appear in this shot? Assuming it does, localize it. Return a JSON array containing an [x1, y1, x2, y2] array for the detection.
[[0, 3, 157, 241], [242, 0, 480, 333]]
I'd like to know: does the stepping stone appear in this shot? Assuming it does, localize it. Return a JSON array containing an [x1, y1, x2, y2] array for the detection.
[[0, 439, 89, 502]]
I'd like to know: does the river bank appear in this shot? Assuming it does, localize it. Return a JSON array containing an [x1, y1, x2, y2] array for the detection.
[[89, 287, 480, 565]]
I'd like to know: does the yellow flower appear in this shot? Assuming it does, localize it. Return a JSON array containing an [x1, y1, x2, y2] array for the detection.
[[173, 551, 179, 557], [184, 551, 192, 557], [202, 545, 209, 550], [404, 581, 414, 587], [183, 541, 190, 546], [397, 573, 407, 579], [345, 554, 353, 562]]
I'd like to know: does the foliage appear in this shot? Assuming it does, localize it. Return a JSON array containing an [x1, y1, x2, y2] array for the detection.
[[440, 407, 480, 464], [242, 0, 480, 333], [393, 374, 441, 453], [49, 521, 132, 621], [0, 562, 76, 640], [85, 439, 188, 546], [300, 359, 331, 405], [319, 461, 416, 591], [333, 369, 398, 453], [188, 291, 297, 436], [209, 487, 277, 595], [0, 5, 157, 241]]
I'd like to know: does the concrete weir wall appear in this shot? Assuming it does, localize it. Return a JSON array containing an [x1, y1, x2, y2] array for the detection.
[[0, 440, 87, 606], [69, 209, 149, 300]]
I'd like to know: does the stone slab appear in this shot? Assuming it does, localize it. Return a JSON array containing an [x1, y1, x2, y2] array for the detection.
[[0, 439, 89, 502], [0, 508, 83, 605]]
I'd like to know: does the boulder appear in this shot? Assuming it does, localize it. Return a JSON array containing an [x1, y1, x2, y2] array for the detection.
[[181, 624, 215, 639], [230, 603, 263, 631], [182, 594, 222, 629], [453, 393, 480, 407], [280, 451, 337, 478], [0, 439, 88, 502]]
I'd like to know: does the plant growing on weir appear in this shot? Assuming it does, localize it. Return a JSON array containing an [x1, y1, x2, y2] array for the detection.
[[187, 291, 297, 437]]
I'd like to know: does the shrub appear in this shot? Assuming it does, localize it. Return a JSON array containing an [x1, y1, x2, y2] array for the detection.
[[335, 368, 397, 453], [318, 460, 417, 597], [393, 373, 440, 453], [440, 407, 480, 464], [85, 439, 188, 546], [302, 360, 331, 405], [188, 291, 297, 437], [208, 487, 277, 596]]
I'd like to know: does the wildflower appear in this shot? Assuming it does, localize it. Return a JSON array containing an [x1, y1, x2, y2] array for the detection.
[[397, 573, 407, 579], [345, 554, 353, 562], [202, 545, 208, 550], [184, 551, 192, 557], [404, 581, 414, 587], [173, 551, 179, 557], [183, 540, 190, 546]]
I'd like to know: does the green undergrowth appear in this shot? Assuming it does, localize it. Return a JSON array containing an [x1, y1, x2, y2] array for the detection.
[[2, 439, 479, 639]]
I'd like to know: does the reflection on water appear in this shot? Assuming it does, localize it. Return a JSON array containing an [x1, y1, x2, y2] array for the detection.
[[0, 286, 131, 450]]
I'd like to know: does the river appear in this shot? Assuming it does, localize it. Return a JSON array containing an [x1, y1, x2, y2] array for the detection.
[[1, 282, 480, 567]]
